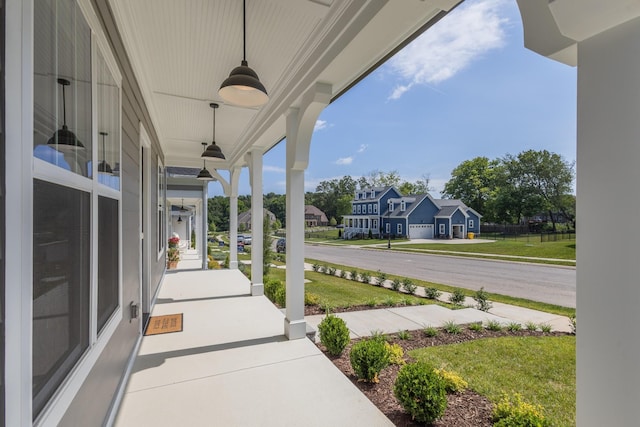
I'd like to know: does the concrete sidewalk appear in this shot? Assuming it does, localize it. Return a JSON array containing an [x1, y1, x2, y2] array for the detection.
[[115, 269, 392, 427]]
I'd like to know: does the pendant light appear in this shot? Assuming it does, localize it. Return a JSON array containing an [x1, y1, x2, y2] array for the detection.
[[179, 198, 187, 212], [97, 131, 113, 174], [218, 0, 268, 107], [202, 103, 226, 159], [47, 78, 85, 152], [177, 216, 183, 223], [197, 142, 215, 180]]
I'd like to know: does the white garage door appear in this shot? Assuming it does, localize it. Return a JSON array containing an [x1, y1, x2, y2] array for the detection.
[[409, 224, 434, 239]]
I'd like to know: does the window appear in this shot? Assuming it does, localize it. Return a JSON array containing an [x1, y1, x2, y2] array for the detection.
[[469, 219, 474, 228], [352, 205, 356, 214], [439, 224, 445, 235], [368, 204, 372, 214], [397, 223, 403, 234], [388, 202, 394, 212], [371, 191, 375, 199], [373, 219, 378, 230], [386, 223, 390, 233], [400, 200, 406, 211], [373, 204, 378, 213], [355, 192, 359, 200], [357, 205, 361, 214], [32, 0, 122, 419]]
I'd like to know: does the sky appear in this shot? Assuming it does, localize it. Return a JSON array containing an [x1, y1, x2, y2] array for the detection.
[[209, 0, 577, 198]]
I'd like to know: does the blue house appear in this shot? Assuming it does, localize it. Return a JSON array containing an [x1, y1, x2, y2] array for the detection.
[[342, 187, 481, 239]]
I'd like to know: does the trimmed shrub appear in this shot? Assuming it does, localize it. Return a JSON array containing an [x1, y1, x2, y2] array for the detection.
[[391, 279, 402, 292], [264, 278, 284, 306], [312, 263, 320, 272], [492, 393, 550, 427], [394, 362, 447, 423], [384, 342, 405, 365], [449, 289, 466, 306], [350, 337, 390, 383], [338, 269, 347, 279], [402, 279, 417, 295], [434, 368, 468, 393], [326, 266, 337, 276], [350, 270, 359, 281], [474, 287, 493, 312], [424, 287, 442, 299], [360, 272, 372, 285], [318, 314, 350, 356], [375, 271, 387, 286], [274, 286, 286, 307], [304, 292, 321, 306]]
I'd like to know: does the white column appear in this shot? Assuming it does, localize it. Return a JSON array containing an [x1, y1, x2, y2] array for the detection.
[[284, 83, 331, 339], [248, 149, 264, 295], [229, 167, 241, 270], [576, 18, 640, 426], [202, 184, 209, 270]]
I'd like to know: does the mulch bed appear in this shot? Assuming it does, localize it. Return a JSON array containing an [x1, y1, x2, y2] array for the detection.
[[317, 328, 568, 426]]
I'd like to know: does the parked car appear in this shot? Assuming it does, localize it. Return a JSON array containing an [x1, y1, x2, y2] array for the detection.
[[243, 235, 252, 245], [276, 238, 286, 253]]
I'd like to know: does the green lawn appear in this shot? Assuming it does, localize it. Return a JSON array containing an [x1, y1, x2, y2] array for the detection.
[[411, 335, 576, 427], [267, 268, 434, 309], [305, 258, 575, 318]]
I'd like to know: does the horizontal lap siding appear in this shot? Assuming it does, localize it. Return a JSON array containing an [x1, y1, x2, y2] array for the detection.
[[59, 0, 165, 424]]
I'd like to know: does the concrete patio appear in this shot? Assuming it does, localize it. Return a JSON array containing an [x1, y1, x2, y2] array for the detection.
[[114, 266, 392, 427]]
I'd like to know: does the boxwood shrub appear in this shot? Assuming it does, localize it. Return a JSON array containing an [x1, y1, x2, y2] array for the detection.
[[394, 362, 447, 423], [318, 314, 350, 356]]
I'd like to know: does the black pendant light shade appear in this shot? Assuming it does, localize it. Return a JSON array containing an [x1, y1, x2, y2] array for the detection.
[[202, 103, 226, 160], [97, 131, 113, 174], [47, 78, 85, 152], [218, 0, 268, 107], [177, 216, 183, 223], [179, 198, 187, 212], [197, 142, 215, 180]]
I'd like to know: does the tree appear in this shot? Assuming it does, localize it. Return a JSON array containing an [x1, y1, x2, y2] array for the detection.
[[442, 157, 499, 217], [359, 169, 402, 188], [307, 176, 358, 223], [398, 174, 433, 195], [263, 214, 273, 277]]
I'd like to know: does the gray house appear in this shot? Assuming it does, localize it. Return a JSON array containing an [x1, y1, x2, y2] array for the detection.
[[238, 208, 277, 231]]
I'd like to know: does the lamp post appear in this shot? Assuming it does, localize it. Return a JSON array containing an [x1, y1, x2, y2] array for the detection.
[[387, 206, 391, 249]]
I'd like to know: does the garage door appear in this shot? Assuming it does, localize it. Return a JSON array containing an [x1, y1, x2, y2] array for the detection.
[[409, 224, 433, 239]]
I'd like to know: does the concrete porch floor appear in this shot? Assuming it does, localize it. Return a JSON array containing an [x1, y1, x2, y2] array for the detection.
[[114, 267, 392, 427]]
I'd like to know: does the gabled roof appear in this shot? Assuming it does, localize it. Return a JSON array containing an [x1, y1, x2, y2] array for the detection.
[[434, 198, 483, 218], [385, 194, 428, 218], [434, 205, 467, 218], [305, 205, 328, 223]]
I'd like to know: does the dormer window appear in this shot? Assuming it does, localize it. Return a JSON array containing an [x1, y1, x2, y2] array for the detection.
[[400, 200, 406, 211], [355, 193, 359, 200], [388, 201, 394, 212], [362, 192, 367, 199], [371, 191, 375, 199]]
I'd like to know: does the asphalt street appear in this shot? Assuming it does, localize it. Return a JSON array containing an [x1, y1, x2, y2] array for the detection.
[[304, 244, 576, 309]]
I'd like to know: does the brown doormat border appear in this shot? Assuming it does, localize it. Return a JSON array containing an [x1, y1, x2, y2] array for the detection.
[[144, 313, 183, 336]]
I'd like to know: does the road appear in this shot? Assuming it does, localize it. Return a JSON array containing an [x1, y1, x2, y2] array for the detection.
[[305, 244, 576, 308]]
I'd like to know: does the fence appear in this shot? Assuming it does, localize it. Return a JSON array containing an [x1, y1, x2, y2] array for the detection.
[[480, 228, 575, 243]]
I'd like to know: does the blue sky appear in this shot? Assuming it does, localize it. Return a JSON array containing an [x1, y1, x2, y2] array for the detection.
[[210, 0, 576, 198]]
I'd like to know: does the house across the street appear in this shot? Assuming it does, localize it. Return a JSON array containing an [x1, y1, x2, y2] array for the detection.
[[305, 205, 329, 227], [342, 187, 481, 240]]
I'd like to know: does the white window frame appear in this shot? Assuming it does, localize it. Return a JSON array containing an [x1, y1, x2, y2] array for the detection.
[[357, 205, 361, 214], [469, 219, 474, 228], [352, 205, 356, 214], [397, 223, 403, 234], [439, 223, 445, 235], [27, 1, 124, 424], [386, 223, 390, 233], [355, 192, 359, 200], [374, 204, 378, 214], [401, 200, 406, 211], [371, 191, 375, 199], [368, 204, 372, 214], [388, 202, 394, 212]]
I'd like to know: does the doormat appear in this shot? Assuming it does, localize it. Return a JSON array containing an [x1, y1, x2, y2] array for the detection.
[[144, 313, 183, 336]]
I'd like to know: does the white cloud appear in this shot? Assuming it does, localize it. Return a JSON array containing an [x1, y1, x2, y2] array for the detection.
[[263, 165, 285, 173], [387, 0, 508, 100], [335, 156, 353, 165], [314, 119, 328, 131], [357, 144, 368, 153]]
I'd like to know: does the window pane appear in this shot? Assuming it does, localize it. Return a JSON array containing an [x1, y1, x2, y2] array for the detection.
[[97, 197, 119, 332], [33, 0, 92, 176], [96, 49, 120, 189], [32, 179, 90, 418]]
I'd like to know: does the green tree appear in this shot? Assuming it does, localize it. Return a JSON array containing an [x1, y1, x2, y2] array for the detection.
[[442, 157, 499, 216], [263, 214, 273, 277]]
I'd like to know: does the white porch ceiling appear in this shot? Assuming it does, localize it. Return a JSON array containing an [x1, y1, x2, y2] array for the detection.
[[110, 0, 461, 170]]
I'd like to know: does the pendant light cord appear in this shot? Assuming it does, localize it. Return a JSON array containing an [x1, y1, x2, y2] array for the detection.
[[243, 0, 246, 62], [212, 105, 216, 143], [62, 84, 67, 127]]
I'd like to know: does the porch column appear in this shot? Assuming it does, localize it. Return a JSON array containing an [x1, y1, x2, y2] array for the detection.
[[229, 167, 241, 270], [284, 82, 331, 339], [202, 184, 208, 270], [247, 149, 264, 295], [574, 17, 640, 426]]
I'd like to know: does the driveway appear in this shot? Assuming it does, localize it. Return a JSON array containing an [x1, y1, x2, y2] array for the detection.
[[305, 244, 576, 309]]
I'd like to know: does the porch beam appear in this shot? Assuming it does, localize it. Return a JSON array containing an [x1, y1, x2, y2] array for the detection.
[[284, 82, 331, 340], [247, 149, 264, 295]]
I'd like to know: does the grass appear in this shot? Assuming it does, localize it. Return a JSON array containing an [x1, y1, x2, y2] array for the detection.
[[411, 335, 575, 427], [267, 268, 430, 309], [305, 258, 575, 318]]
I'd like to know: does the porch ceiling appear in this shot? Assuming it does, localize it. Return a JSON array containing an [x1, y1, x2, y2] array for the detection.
[[110, 0, 461, 170]]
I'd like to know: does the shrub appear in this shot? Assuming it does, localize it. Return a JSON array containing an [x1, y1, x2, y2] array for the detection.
[[326, 266, 337, 276], [384, 342, 405, 365], [304, 292, 321, 306], [449, 289, 466, 306], [423, 326, 438, 337], [350, 337, 390, 383], [443, 320, 461, 334], [318, 314, 350, 356], [223, 253, 230, 268], [360, 272, 372, 285], [474, 287, 493, 312], [274, 286, 286, 307], [397, 330, 410, 340], [207, 257, 221, 270], [525, 321, 538, 332], [390, 278, 402, 292], [424, 287, 442, 299], [569, 314, 576, 335], [338, 269, 347, 279], [394, 362, 447, 423], [402, 279, 417, 295], [375, 271, 387, 286], [311, 263, 320, 272], [507, 322, 522, 332], [264, 278, 284, 305], [468, 322, 483, 331], [365, 298, 378, 308], [382, 297, 396, 307], [434, 368, 468, 393], [492, 393, 550, 427], [540, 323, 552, 333], [486, 320, 503, 331], [350, 270, 359, 281]]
